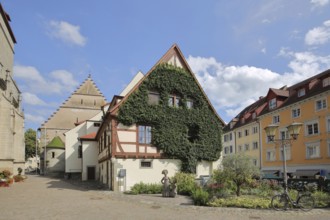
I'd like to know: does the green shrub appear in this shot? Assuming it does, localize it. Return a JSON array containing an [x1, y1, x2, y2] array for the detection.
[[313, 191, 330, 208], [192, 187, 209, 206], [209, 196, 271, 209], [172, 172, 197, 195], [128, 182, 162, 195]]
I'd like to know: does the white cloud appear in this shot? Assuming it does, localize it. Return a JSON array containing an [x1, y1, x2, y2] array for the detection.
[[310, 0, 329, 7], [24, 113, 45, 125], [187, 51, 330, 120], [305, 20, 330, 46], [14, 65, 79, 95], [22, 92, 46, 106], [47, 20, 87, 46]]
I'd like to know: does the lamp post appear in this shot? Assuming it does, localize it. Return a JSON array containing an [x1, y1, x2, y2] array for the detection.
[[264, 122, 302, 192]]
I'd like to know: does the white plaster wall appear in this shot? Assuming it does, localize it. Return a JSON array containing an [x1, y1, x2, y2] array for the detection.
[[46, 148, 65, 172], [82, 141, 99, 180], [65, 123, 84, 173], [113, 158, 181, 191]]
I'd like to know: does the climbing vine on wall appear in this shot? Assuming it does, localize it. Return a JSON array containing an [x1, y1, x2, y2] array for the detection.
[[117, 64, 223, 173]]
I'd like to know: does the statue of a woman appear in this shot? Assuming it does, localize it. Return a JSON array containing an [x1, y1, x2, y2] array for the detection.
[[161, 169, 170, 197]]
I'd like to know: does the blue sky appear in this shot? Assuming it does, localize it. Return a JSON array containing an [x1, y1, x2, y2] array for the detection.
[[2, 0, 330, 130]]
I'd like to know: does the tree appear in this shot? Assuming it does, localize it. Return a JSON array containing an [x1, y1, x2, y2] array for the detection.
[[25, 128, 38, 160], [220, 153, 260, 196]]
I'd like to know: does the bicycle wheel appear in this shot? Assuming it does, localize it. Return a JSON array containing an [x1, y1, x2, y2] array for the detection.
[[297, 195, 315, 211], [271, 194, 288, 211]]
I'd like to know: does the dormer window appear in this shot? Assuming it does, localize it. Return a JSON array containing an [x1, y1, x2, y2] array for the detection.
[[269, 98, 276, 109], [252, 112, 256, 119], [298, 88, 305, 97], [323, 77, 330, 87]]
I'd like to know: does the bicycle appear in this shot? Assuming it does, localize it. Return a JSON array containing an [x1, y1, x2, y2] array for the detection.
[[271, 183, 315, 211]]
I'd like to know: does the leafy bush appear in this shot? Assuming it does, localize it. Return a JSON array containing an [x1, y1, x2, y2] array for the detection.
[[313, 191, 330, 208], [128, 182, 162, 195], [192, 187, 209, 206], [1, 170, 12, 178], [209, 196, 271, 209], [172, 172, 197, 195]]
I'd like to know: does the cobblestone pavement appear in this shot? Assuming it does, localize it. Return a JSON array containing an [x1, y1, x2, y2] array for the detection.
[[1, 175, 329, 220]]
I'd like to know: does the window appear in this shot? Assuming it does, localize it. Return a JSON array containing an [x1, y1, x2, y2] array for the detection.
[[316, 99, 327, 111], [140, 161, 152, 168], [269, 98, 276, 109], [224, 134, 228, 142], [328, 140, 330, 157], [229, 133, 233, 141], [224, 146, 229, 154], [273, 115, 280, 124], [138, 126, 152, 144], [78, 145, 82, 158], [306, 142, 320, 159], [81, 99, 83, 104], [252, 126, 258, 134], [238, 145, 242, 151], [266, 150, 276, 161], [229, 145, 233, 154], [252, 159, 258, 166], [148, 92, 160, 105], [252, 142, 258, 150], [244, 144, 249, 151], [292, 108, 301, 118], [323, 77, 330, 87], [280, 147, 291, 160], [298, 88, 305, 97], [168, 95, 180, 107], [305, 121, 319, 136], [94, 122, 101, 127], [238, 131, 242, 138], [51, 152, 55, 159], [252, 112, 256, 119], [327, 117, 330, 132], [186, 100, 193, 109], [280, 130, 289, 140], [245, 129, 249, 136]]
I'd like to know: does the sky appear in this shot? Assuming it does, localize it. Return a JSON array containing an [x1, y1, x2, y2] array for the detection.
[[2, 0, 330, 130]]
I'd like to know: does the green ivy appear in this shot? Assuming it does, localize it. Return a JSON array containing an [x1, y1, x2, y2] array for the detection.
[[117, 64, 223, 173]]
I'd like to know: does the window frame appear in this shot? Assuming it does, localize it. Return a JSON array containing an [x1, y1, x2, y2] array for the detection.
[[269, 98, 276, 109], [305, 120, 319, 136], [273, 115, 280, 124], [291, 107, 301, 118], [315, 98, 327, 111], [140, 160, 152, 168], [266, 149, 276, 161], [306, 142, 320, 159], [138, 125, 152, 145], [323, 77, 330, 87], [298, 88, 306, 97]]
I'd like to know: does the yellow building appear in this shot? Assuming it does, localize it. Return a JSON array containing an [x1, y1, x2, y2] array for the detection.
[[259, 69, 330, 179]]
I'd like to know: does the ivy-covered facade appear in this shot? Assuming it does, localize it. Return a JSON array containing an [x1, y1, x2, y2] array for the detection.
[[96, 44, 225, 191], [117, 63, 224, 173]]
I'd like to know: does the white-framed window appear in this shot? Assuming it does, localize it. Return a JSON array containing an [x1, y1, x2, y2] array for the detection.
[[269, 98, 276, 109], [238, 131, 242, 138], [244, 144, 250, 151], [292, 108, 301, 118], [306, 142, 320, 159], [138, 125, 152, 144], [148, 92, 160, 105], [305, 121, 319, 136], [252, 141, 258, 150], [224, 146, 230, 154], [229, 133, 233, 141], [245, 129, 249, 136], [186, 100, 193, 109], [266, 150, 276, 161], [323, 77, 330, 87], [298, 88, 305, 97], [140, 160, 152, 168], [327, 116, 330, 132], [280, 147, 291, 160], [252, 126, 258, 134], [229, 145, 233, 154], [224, 134, 229, 142], [280, 128, 289, 140], [252, 112, 256, 119], [273, 115, 280, 124], [315, 98, 327, 111]]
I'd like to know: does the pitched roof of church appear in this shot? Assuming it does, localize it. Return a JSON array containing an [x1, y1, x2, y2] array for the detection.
[[40, 75, 107, 129]]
